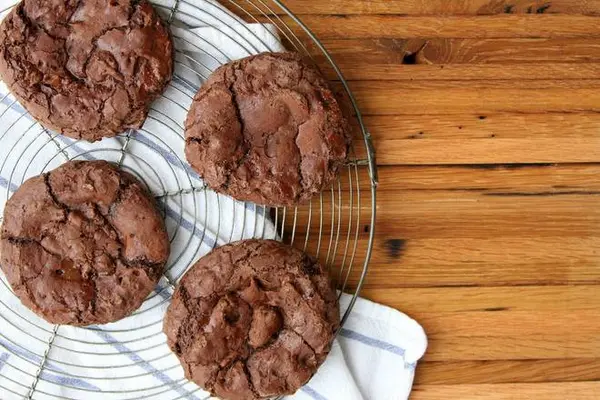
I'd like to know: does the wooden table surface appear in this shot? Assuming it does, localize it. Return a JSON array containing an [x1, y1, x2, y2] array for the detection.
[[271, 1, 600, 399]]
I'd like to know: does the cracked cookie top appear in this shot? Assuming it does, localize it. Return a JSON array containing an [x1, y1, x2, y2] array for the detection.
[[0, 0, 173, 141], [184, 52, 350, 207], [0, 160, 170, 325], [163, 239, 340, 400]]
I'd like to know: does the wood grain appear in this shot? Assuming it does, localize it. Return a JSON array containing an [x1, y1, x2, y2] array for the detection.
[[360, 286, 600, 313], [285, 162, 600, 291], [319, 37, 600, 66], [272, 15, 600, 39], [337, 237, 600, 288], [376, 164, 600, 191], [353, 113, 600, 164], [337, 80, 600, 116], [310, 163, 600, 192], [414, 38, 600, 64], [416, 359, 600, 384], [425, 335, 600, 361], [289, 190, 600, 237], [313, 38, 600, 80]]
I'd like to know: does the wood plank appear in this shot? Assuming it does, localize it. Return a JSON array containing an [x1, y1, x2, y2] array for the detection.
[[287, 164, 600, 287], [314, 38, 600, 80], [415, 359, 600, 385], [359, 286, 600, 313], [378, 164, 600, 191], [288, 188, 600, 288], [374, 138, 600, 165], [421, 311, 600, 337], [293, 164, 600, 198], [280, 179, 600, 239], [335, 80, 600, 116], [289, 190, 600, 238], [274, 15, 600, 39], [426, 336, 600, 361], [370, 225, 598, 273], [353, 113, 600, 164], [365, 113, 600, 140], [324, 164, 600, 193], [243, 0, 600, 15], [329, 236, 600, 288], [378, 191, 600, 239], [411, 382, 600, 399], [319, 38, 600, 65], [335, 278, 600, 364], [415, 38, 600, 64], [391, 75, 600, 88]]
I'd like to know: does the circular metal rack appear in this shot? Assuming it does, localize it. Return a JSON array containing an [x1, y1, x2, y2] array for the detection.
[[0, 0, 377, 398]]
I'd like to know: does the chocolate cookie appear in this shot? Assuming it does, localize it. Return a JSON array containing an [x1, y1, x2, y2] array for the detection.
[[184, 52, 349, 207], [0, 0, 173, 141], [164, 239, 339, 400], [0, 160, 170, 325]]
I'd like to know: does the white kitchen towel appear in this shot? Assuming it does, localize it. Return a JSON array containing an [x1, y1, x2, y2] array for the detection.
[[0, 1, 427, 399]]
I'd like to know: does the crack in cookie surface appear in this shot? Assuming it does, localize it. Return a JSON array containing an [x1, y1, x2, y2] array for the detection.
[[0, 160, 170, 325], [0, 0, 173, 141]]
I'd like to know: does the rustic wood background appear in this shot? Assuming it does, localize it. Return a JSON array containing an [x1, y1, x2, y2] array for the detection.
[[251, 0, 600, 399]]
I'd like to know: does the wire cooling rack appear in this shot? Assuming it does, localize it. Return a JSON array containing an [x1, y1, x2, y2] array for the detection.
[[0, 0, 377, 398]]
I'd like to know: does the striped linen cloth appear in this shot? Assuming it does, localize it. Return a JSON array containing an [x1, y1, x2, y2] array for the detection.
[[0, 1, 427, 399]]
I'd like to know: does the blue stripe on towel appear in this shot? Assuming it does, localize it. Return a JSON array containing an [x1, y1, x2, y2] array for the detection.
[[0, 338, 100, 390], [161, 201, 215, 246], [55, 136, 93, 160], [154, 280, 174, 301], [39, 370, 101, 391], [301, 385, 328, 400], [92, 329, 203, 399], [0, 175, 19, 193], [0, 352, 9, 372], [339, 328, 417, 369], [133, 132, 201, 180], [339, 328, 405, 357], [0, 337, 49, 367]]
